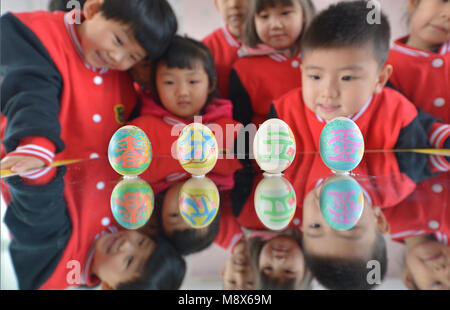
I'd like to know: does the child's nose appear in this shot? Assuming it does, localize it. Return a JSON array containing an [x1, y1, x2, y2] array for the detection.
[[320, 79, 339, 98], [269, 16, 283, 29], [176, 82, 190, 97], [109, 49, 126, 65]]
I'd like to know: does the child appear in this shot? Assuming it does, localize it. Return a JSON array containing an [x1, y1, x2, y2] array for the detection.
[[387, 0, 450, 126], [382, 171, 449, 290], [4, 160, 186, 290], [402, 234, 450, 290], [222, 237, 255, 290], [129, 35, 243, 183], [0, 0, 178, 174], [203, 0, 250, 99], [271, 0, 450, 167], [301, 181, 389, 290], [248, 228, 312, 289], [229, 0, 315, 126]]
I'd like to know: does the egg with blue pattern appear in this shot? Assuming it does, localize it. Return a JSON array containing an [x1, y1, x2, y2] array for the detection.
[[178, 176, 220, 229], [110, 177, 154, 230], [108, 125, 152, 176], [319, 174, 364, 231], [176, 123, 218, 176], [319, 117, 364, 172]]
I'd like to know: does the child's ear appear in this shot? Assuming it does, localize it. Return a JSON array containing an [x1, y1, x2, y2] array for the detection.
[[402, 268, 417, 290], [374, 206, 390, 234], [83, 0, 104, 20], [374, 64, 393, 94], [100, 281, 114, 290]]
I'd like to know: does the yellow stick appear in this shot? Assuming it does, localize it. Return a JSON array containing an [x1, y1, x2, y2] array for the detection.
[[1, 159, 82, 179]]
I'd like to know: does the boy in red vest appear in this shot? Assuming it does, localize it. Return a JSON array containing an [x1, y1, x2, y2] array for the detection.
[[0, 0, 177, 174]]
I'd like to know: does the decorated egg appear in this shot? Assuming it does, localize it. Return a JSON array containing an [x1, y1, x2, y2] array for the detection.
[[254, 174, 296, 231], [319, 174, 364, 231], [319, 117, 364, 172], [110, 177, 154, 230], [176, 123, 218, 176], [179, 176, 220, 229], [253, 118, 296, 174], [108, 125, 152, 176]]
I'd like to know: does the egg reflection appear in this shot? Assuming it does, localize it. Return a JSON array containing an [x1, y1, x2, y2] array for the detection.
[[254, 174, 297, 231], [319, 174, 364, 231], [178, 176, 220, 229], [110, 177, 154, 230]]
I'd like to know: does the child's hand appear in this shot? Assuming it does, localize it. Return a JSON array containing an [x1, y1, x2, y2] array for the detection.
[[0, 155, 46, 173]]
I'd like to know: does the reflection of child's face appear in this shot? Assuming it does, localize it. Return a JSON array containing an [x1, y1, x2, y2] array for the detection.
[[301, 46, 391, 121], [156, 61, 210, 119], [254, 2, 304, 51], [223, 240, 255, 290], [302, 184, 385, 259], [162, 182, 191, 236], [92, 230, 155, 289], [407, 0, 450, 51], [405, 240, 450, 290], [259, 236, 305, 283], [215, 0, 249, 38]]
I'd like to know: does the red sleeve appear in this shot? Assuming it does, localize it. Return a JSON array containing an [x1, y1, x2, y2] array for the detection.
[[6, 136, 56, 166]]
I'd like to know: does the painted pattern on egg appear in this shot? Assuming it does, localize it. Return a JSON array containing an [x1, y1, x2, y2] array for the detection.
[[319, 117, 364, 172], [108, 125, 152, 176], [176, 123, 218, 176], [110, 177, 154, 230]]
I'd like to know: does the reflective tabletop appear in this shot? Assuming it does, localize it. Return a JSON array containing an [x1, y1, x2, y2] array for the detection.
[[1, 151, 449, 290]]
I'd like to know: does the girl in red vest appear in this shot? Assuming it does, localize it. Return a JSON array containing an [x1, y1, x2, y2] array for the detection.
[[229, 0, 315, 126]]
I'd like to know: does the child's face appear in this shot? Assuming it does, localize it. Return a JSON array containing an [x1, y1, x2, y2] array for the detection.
[[156, 61, 211, 119], [301, 46, 392, 121], [258, 236, 305, 283], [407, 0, 450, 50], [302, 184, 387, 259], [222, 240, 255, 290], [254, 1, 304, 51], [215, 0, 250, 37], [92, 230, 155, 289], [78, 0, 147, 71], [404, 240, 450, 290]]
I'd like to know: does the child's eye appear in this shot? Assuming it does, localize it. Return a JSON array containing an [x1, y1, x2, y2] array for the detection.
[[432, 281, 442, 288], [309, 75, 320, 80], [284, 269, 295, 275], [126, 257, 133, 268], [190, 80, 200, 84], [258, 13, 269, 19], [311, 223, 321, 229], [342, 76, 356, 81], [115, 35, 123, 46], [130, 55, 137, 62], [139, 239, 145, 246], [163, 81, 174, 85], [282, 10, 293, 16]]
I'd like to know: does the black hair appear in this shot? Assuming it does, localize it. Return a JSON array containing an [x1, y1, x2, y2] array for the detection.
[[244, 0, 316, 52], [300, 0, 391, 67], [98, 0, 178, 61], [116, 236, 186, 290], [303, 231, 387, 290], [150, 35, 218, 110], [48, 0, 86, 12]]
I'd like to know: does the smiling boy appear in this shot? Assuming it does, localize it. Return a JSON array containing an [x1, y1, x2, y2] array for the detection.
[[0, 0, 177, 174]]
